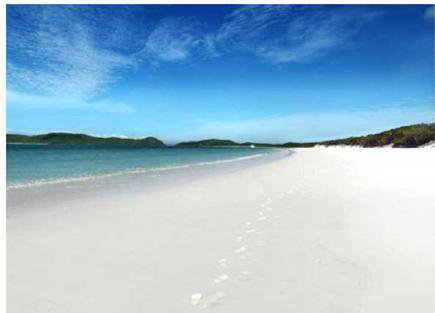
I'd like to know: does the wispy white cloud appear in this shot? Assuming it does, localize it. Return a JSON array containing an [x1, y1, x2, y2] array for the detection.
[[133, 5, 385, 65], [7, 5, 137, 111], [141, 17, 204, 63], [211, 5, 383, 63], [7, 5, 387, 114], [215, 5, 293, 47], [7, 90, 134, 114], [8, 5, 386, 94]]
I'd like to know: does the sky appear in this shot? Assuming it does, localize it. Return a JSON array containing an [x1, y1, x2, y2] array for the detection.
[[6, 4, 435, 143]]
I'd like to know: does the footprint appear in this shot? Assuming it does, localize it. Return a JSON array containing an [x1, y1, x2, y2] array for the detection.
[[191, 293, 203, 306], [204, 292, 227, 307], [214, 273, 229, 283], [191, 292, 227, 308], [234, 246, 247, 254], [237, 271, 250, 281], [218, 258, 228, 267]]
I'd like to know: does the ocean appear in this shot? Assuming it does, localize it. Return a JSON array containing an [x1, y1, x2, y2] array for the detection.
[[7, 144, 275, 189]]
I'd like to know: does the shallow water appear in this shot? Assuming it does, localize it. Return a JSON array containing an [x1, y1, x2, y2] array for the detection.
[[6, 146, 290, 217], [7, 144, 276, 189]]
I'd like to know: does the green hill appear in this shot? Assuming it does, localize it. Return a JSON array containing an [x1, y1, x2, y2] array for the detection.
[[280, 142, 317, 148], [175, 139, 238, 147], [319, 123, 434, 148], [175, 123, 434, 148], [7, 132, 166, 147], [175, 139, 312, 148], [7, 123, 434, 148]]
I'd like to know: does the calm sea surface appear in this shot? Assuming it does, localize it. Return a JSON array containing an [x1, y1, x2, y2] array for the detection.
[[7, 144, 274, 188]]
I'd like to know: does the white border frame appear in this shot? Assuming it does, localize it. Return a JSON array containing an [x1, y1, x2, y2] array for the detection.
[[1, 2, 434, 313]]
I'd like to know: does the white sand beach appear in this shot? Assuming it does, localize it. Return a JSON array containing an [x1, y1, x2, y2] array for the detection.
[[7, 148, 435, 313]]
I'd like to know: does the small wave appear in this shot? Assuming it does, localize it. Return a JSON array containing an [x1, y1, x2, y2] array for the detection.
[[7, 153, 267, 190]]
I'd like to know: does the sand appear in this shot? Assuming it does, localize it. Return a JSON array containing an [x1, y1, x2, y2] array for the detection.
[[7, 148, 435, 313]]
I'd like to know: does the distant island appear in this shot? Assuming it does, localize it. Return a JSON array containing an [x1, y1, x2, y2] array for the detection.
[[175, 123, 434, 148], [7, 123, 434, 148], [318, 123, 434, 148], [174, 139, 313, 148], [6, 133, 165, 147]]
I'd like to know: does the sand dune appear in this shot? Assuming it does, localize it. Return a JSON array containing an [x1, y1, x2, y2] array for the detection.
[[7, 148, 434, 313]]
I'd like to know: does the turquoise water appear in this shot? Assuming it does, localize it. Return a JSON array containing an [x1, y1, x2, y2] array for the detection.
[[7, 144, 273, 188]]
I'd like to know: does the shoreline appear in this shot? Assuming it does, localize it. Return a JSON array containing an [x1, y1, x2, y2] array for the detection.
[[6, 150, 280, 191], [7, 148, 435, 312], [7, 149, 290, 218]]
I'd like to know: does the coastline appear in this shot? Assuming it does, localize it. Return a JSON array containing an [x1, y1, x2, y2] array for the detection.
[[7, 148, 289, 217], [7, 148, 435, 312], [6, 150, 279, 191]]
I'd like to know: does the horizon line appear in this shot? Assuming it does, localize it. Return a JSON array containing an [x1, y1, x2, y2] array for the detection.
[[6, 122, 434, 145]]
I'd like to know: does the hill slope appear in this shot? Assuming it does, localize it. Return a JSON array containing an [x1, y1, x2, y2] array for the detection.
[[7, 133, 166, 147], [175, 139, 238, 147], [7, 123, 434, 148], [319, 123, 435, 148], [176, 123, 434, 148]]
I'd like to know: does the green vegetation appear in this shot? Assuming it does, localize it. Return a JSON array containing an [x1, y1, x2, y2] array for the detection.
[[175, 140, 317, 148], [175, 139, 238, 147], [175, 123, 434, 148], [280, 142, 317, 148], [6, 132, 166, 147], [320, 123, 435, 148], [7, 123, 434, 148]]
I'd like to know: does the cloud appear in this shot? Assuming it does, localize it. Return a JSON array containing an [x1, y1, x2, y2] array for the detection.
[[128, 5, 387, 65], [184, 106, 434, 143], [7, 5, 137, 101], [424, 6, 435, 19], [211, 5, 383, 63], [7, 90, 134, 114], [7, 5, 387, 115], [141, 17, 204, 62], [7, 5, 386, 93]]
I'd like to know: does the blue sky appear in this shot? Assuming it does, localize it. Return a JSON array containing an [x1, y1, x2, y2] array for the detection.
[[6, 5, 435, 143]]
